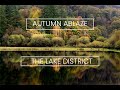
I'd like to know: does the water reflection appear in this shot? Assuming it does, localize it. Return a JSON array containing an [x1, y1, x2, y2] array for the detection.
[[0, 51, 120, 85]]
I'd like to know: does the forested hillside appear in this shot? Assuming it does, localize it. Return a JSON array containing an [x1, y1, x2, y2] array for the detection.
[[0, 5, 120, 49]]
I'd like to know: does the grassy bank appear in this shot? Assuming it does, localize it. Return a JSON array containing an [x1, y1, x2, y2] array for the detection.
[[0, 47, 120, 52]]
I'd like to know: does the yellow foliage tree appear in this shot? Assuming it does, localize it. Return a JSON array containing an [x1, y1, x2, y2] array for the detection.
[[27, 29, 41, 35], [52, 26, 62, 37], [29, 6, 42, 18], [29, 6, 42, 33]]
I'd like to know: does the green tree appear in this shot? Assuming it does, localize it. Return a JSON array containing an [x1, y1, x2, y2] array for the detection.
[[0, 5, 7, 45], [89, 27, 102, 42], [42, 5, 59, 34], [5, 5, 21, 27], [42, 5, 59, 18], [56, 5, 67, 18], [110, 20, 120, 30], [1, 5, 21, 45]]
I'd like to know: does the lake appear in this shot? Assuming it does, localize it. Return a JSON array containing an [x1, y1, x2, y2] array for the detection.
[[0, 51, 120, 85]]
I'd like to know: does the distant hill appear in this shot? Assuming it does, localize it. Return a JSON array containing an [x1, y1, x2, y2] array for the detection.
[[112, 5, 120, 8], [93, 5, 120, 9]]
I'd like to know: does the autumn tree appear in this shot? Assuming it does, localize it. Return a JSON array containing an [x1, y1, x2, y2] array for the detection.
[[52, 26, 62, 37], [67, 35, 79, 46], [108, 30, 120, 48], [77, 36, 90, 44], [19, 9, 29, 30], [52, 37, 65, 46], [29, 6, 41, 18]]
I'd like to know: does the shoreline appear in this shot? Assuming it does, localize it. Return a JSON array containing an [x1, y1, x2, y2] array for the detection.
[[0, 47, 120, 52]]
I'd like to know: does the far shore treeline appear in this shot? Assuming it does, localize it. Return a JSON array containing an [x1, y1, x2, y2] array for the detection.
[[0, 5, 120, 49]]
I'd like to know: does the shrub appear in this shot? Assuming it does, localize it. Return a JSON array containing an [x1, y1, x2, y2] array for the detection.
[[103, 41, 111, 48], [11, 27, 31, 38], [90, 41, 104, 48], [7, 34, 25, 46], [44, 34, 53, 39], [22, 37, 31, 46], [78, 43, 87, 48], [77, 36, 90, 44], [67, 35, 79, 46], [52, 37, 65, 46], [115, 40, 120, 49], [44, 38, 52, 46], [110, 20, 120, 30], [87, 43, 92, 48], [108, 30, 120, 48], [28, 36, 51, 47], [2, 34, 9, 46], [96, 36, 106, 42]]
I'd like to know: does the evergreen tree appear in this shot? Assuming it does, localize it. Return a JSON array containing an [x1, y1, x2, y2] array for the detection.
[[0, 5, 21, 45], [42, 5, 59, 18], [5, 5, 21, 27], [42, 5, 60, 34], [0, 5, 7, 45]]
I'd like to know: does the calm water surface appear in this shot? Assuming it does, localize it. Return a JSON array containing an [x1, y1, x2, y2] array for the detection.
[[0, 51, 120, 85]]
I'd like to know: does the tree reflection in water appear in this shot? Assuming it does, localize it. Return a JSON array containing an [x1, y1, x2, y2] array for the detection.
[[0, 51, 120, 85]]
